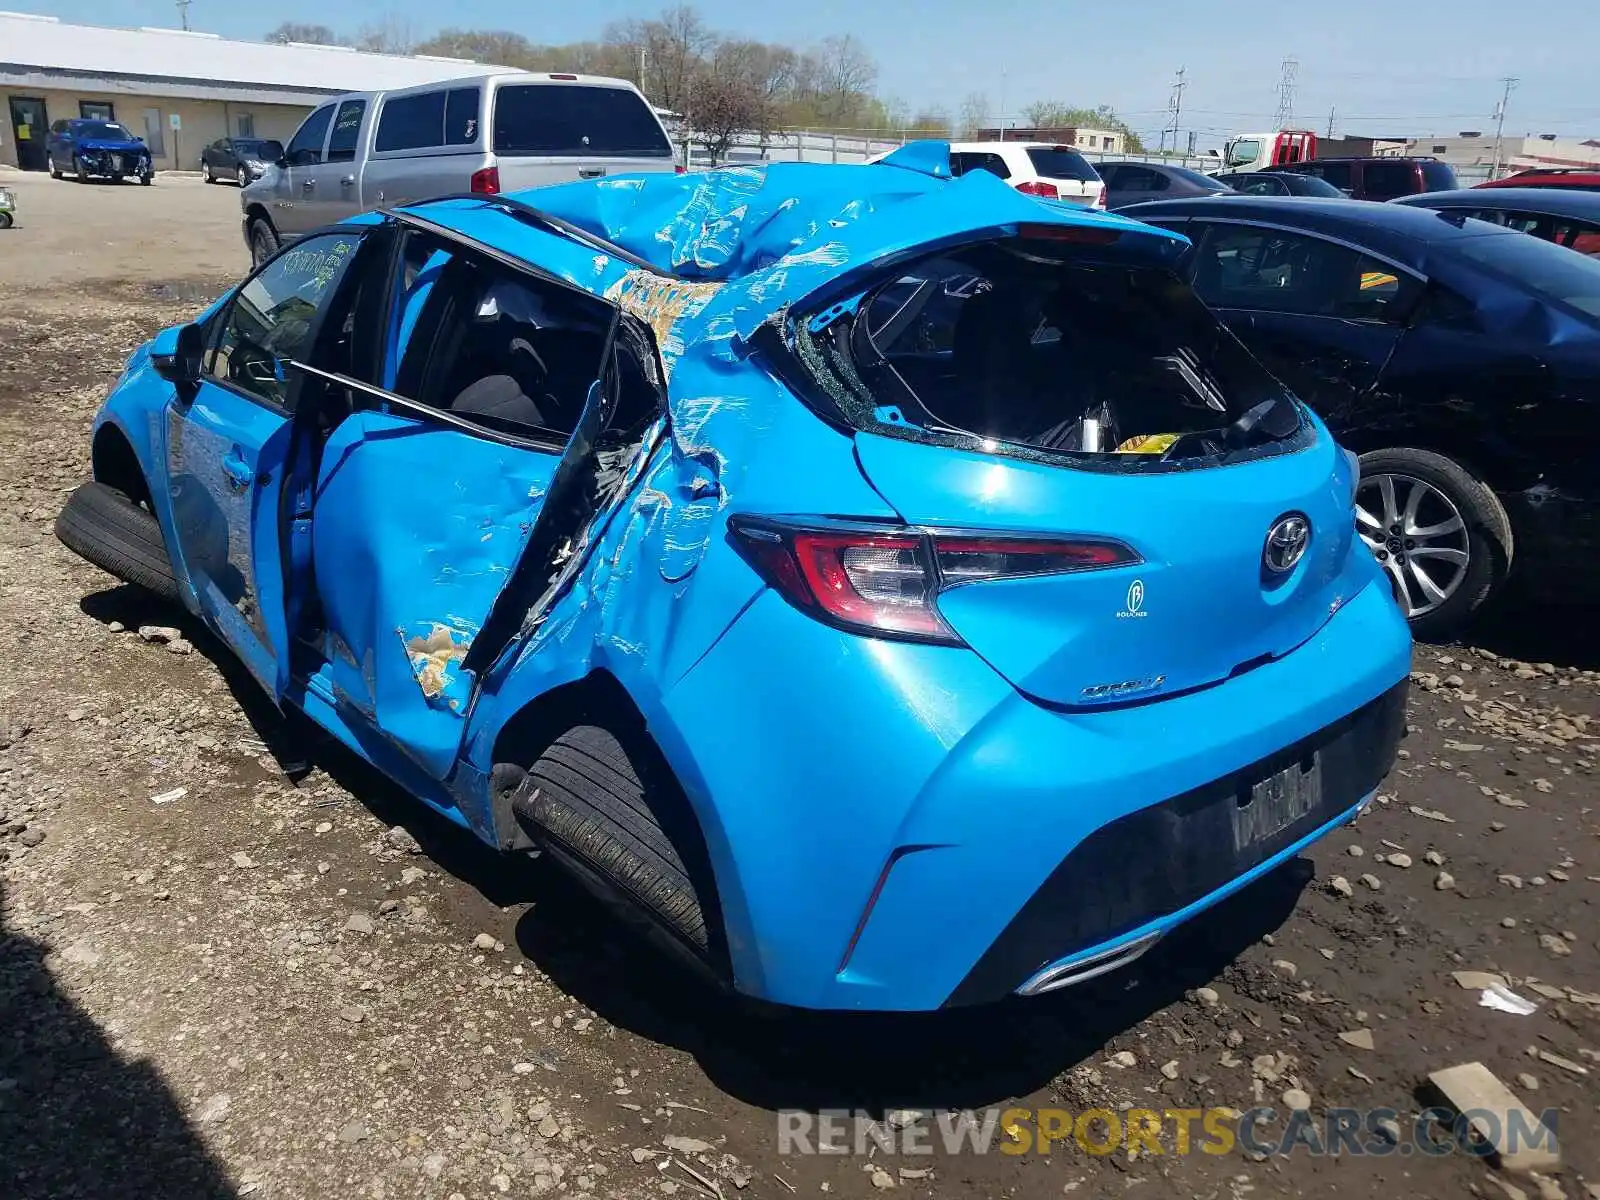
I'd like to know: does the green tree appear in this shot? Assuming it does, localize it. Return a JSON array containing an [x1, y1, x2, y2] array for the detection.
[[1021, 102, 1145, 153]]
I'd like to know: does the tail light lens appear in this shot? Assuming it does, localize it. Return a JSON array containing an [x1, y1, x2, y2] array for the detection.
[[675, 164, 687, 175], [470, 165, 501, 195], [729, 518, 1138, 646], [1015, 180, 1060, 199]]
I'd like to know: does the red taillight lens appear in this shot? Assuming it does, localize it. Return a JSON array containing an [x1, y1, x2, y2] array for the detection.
[[470, 166, 501, 195], [675, 164, 687, 175], [1015, 180, 1060, 198], [1093, 188, 1108, 209], [728, 518, 1138, 645]]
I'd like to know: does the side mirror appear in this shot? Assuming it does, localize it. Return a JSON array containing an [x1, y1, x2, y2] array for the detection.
[[275, 155, 289, 169], [151, 323, 205, 386]]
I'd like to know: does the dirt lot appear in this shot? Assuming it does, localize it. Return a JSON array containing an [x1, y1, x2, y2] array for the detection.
[[1, 168, 1597, 1200]]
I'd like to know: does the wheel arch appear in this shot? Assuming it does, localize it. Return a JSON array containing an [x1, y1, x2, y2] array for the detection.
[[91, 420, 153, 506], [1336, 422, 1530, 494], [485, 668, 735, 971]]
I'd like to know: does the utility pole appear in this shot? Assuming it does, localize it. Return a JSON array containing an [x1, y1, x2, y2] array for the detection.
[[1274, 56, 1299, 130], [999, 67, 1008, 139], [1490, 76, 1518, 180], [638, 45, 647, 93], [175, 0, 191, 31], [1326, 105, 1336, 139], [1160, 66, 1187, 156]]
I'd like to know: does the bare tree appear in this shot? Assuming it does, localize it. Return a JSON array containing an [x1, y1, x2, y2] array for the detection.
[[690, 40, 790, 162], [907, 109, 952, 137], [264, 22, 340, 45], [621, 5, 716, 113], [353, 13, 416, 54], [957, 92, 990, 138], [411, 29, 538, 67]]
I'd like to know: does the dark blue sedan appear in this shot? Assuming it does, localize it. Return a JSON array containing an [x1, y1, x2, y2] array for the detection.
[[1125, 195, 1600, 634], [46, 118, 154, 185]]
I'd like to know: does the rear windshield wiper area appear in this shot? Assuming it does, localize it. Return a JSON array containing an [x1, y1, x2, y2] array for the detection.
[[789, 240, 1310, 471]]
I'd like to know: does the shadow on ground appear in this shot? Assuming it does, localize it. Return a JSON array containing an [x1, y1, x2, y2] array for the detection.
[[0, 883, 239, 1198], [79, 584, 1312, 1113], [1457, 599, 1600, 671]]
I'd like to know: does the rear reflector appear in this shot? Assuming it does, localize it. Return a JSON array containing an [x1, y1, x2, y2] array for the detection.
[[729, 517, 1138, 646], [470, 165, 501, 195], [1015, 180, 1060, 199]]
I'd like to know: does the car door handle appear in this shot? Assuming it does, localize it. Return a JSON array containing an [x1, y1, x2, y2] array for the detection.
[[340, 175, 356, 187], [221, 450, 253, 492], [301, 179, 316, 192], [578, 168, 605, 179]]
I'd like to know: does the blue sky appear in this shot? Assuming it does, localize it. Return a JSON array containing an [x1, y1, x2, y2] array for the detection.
[[21, 0, 1598, 143]]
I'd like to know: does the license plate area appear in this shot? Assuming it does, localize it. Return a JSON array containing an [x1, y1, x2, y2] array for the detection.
[[1231, 753, 1321, 853]]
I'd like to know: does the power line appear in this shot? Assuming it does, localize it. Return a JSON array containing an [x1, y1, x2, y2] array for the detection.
[[1274, 56, 1299, 129]]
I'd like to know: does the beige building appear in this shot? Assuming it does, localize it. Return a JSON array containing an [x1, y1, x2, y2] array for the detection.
[[1, 11, 499, 172]]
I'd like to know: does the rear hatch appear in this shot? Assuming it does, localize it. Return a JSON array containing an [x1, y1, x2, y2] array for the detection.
[[492, 80, 678, 188], [787, 230, 1364, 706], [1025, 146, 1105, 207]]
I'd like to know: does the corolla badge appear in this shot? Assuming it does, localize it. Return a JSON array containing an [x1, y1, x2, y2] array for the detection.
[[1117, 578, 1147, 619], [1264, 514, 1311, 574]]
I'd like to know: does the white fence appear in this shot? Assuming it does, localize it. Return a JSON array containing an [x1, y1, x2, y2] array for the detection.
[[684, 129, 1220, 172]]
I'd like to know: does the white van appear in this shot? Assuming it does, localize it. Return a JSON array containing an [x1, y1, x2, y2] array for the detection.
[[242, 72, 678, 263]]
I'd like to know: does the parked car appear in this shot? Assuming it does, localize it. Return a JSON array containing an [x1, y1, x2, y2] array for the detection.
[[1095, 161, 1234, 210], [1218, 170, 1347, 198], [1270, 157, 1457, 201], [202, 137, 284, 187], [1475, 168, 1600, 192], [945, 141, 1106, 207], [0, 183, 13, 229], [45, 118, 153, 185], [1124, 195, 1600, 634], [241, 72, 677, 265], [1392, 187, 1600, 257], [54, 149, 1410, 1011]]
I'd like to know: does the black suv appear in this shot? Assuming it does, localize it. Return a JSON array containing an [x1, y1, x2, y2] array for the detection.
[[1273, 157, 1458, 201]]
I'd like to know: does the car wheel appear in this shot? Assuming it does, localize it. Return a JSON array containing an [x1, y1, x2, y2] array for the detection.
[[140, 173, 153, 187], [248, 218, 280, 266], [0, 211, 12, 230], [54, 480, 180, 601], [49, 156, 62, 180], [203, 163, 213, 183], [1355, 447, 1512, 641], [511, 724, 721, 966], [73, 155, 88, 183], [236, 166, 248, 187]]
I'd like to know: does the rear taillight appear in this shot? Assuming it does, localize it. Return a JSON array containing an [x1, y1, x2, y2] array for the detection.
[[675, 164, 687, 175], [1093, 188, 1108, 209], [729, 518, 1139, 645], [1015, 180, 1060, 199], [470, 165, 501, 194]]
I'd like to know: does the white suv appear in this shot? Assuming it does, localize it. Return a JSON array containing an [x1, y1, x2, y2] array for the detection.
[[948, 141, 1106, 208]]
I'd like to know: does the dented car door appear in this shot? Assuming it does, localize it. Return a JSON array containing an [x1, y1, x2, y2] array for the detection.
[[165, 228, 370, 698], [297, 221, 634, 780]]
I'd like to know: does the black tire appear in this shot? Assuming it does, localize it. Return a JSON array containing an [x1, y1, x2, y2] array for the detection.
[[73, 156, 88, 183], [139, 173, 153, 187], [0, 212, 11, 230], [236, 166, 248, 187], [513, 725, 717, 960], [55, 481, 179, 601], [203, 164, 214, 184], [248, 218, 280, 266], [49, 157, 62, 180], [1358, 447, 1512, 641]]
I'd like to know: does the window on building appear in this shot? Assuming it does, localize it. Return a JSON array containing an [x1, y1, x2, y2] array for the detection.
[[1104, 136, 1117, 152], [237, 113, 256, 138], [79, 101, 114, 121], [1432, 145, 1448, 154]]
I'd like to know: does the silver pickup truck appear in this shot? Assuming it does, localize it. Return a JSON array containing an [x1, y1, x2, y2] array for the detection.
[[241, 72, 678, 264]]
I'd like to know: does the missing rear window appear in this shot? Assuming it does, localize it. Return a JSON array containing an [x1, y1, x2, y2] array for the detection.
[[792, 240, 1307, 469]]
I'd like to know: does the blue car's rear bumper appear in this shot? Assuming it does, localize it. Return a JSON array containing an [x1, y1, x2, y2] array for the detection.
[[661, 574, 1411, 1011]]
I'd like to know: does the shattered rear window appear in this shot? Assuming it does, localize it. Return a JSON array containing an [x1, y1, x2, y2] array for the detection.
[[789, 238, 1307, 469]]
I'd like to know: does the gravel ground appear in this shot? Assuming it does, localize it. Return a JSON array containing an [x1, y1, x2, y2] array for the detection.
[[1, 169, 1597, 1200]]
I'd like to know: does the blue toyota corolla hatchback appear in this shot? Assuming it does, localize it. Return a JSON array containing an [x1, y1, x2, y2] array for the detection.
[[56, 144, 1411, 1011]]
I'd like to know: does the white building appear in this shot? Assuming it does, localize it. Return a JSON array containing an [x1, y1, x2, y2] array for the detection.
[[1, 11, 505, 172], [1382, 132, 1600, 183]]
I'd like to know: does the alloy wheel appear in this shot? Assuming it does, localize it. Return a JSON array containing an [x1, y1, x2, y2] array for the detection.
[[1355, 472, 1471, 619], [237, 166, 248, 186]]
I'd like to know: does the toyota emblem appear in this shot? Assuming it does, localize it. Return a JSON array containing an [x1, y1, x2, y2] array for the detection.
[[1264, 514, 1311, 574]]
